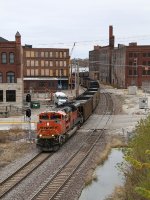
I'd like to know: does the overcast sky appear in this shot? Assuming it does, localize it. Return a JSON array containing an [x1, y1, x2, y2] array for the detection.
[[1, 0, 150, 58]]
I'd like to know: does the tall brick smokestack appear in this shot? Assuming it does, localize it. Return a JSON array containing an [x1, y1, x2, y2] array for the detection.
[[109, 25, 114, 48]]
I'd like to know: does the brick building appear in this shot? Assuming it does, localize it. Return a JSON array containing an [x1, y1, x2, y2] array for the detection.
[[112, 43, 150, 88], [89, 25, 115, 84], [23, 46, 70, 93], [0, 32, 23, 108]]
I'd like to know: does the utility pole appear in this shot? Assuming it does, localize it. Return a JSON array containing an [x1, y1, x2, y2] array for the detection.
[[69, 42, 76, 94], [75, 61, 79, 97], [133, 58, 138, 87]]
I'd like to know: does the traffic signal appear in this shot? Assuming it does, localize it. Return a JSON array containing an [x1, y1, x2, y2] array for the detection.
[[133, 58, 137, 66], [26, 109, 31, 117], [26, 94, 31, 102]]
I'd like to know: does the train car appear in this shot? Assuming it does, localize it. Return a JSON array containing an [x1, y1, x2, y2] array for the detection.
[[36, 104, 83, 151], [36, 78, 100, 151]]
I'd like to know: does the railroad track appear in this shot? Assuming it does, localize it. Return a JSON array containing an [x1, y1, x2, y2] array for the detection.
[[0, 152, 52, 198], [29, 130, 104, 200], [0, 90, 115, 200]]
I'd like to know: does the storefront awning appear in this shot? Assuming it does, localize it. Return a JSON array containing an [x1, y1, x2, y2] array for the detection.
[[23, 77, 68, 81]]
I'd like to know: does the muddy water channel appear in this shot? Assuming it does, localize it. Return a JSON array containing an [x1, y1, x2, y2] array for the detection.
[[79, 148, 125, 200]]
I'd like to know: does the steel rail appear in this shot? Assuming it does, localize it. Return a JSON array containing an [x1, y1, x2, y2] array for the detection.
[[0, 152, 52, 198]]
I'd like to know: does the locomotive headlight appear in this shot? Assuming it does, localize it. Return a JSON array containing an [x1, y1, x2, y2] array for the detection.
[[39, 134, 42, 137], [47, 122, 49, 126], [52, 134, 54, 137]]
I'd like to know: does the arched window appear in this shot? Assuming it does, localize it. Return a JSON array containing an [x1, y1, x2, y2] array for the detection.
[[9, 53, 15, 64], [0, 72, 2, 83], [7, 72, 15, 83], [1, 52, 7, 64]]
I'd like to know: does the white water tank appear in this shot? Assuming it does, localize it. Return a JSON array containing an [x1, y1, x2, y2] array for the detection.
[[128, 86, 137, 95]]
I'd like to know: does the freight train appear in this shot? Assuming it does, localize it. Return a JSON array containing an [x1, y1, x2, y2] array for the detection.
[[36, 79, 100, 151]]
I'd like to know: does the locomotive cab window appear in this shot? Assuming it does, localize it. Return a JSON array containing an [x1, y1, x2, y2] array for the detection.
[[39, 114, 49, 120], [50, 114, 61, 120]]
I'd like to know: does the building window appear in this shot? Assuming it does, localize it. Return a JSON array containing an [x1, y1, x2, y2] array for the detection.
[[50, 61, 53, 67], [56, 61, 59, 66], [31, 60, 35, 67], [31, 51, 35, 57], [35, 69, 39, 76], [60, 61, 63, 67], [45, 61, 49, 67], [35, 52, 39, 57], [60, 52, 63, 58], [41, 60, 44, 67], [26, 51, 31, 57], [39, 81, 46, 87], [45, 52, 48, 57], [129, 61, 132, 66], [50, 70, 53, 76], [41, 52, 44, 57], [64, 52, 67, 57], [9, 53, 15, 64], [45, 69, 49, 76], [26, 60, 30, 67], [1, 53, 7, 64], [7, 72, 15, 83], [64, 61, 67, 67], [49, 52, 53, 57], [27, 69, 30, 76], [128, 69, 132, 75], [6, 90, 16, 102], [31, 69, 34, 76], [0, 90, 3, 102], [0, 72, 2, 83], [129, 53, 133, 58], [56, 52, 58, 58], [35, 60, 39, 67]]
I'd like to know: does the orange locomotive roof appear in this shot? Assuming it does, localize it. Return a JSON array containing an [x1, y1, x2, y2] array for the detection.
[[39, 110, 66, 116]]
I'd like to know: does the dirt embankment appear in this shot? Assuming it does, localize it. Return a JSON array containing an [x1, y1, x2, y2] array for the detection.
[[0, 129, 34, 169]]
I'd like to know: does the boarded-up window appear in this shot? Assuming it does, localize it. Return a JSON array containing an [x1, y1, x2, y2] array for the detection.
[[35, 60, 39, 67], [56, 70, 58, 76], [45, 61, 49, 67], [50, 70, 53, 76], [64, 61, 67, 67], [60, 52, 63, 58], [31, 69, 34, 76], [56, 61, 59, 67], [31, 51, 35, 57], [49, 52, 53, 57], [35, 69, 39, 76], [41, 60, 44, 67], [26, 51, 31, 57], [64, 52, 67, 57], [56, 52, 58, 58], [27, 60, 30, 67], [45, 69, 49, 76], [45, 52, 48, 57], [64, 69, 67, 76], [50, 61, 53, 67], [60, 61, 63, 67], [27, 69, 30, 76], [41, 52, 44, 57], [31, 60, 34, 67], [41, 69, 45, 76]]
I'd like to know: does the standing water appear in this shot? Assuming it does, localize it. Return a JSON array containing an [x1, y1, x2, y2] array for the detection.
[[79, 148, 124, 200]]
